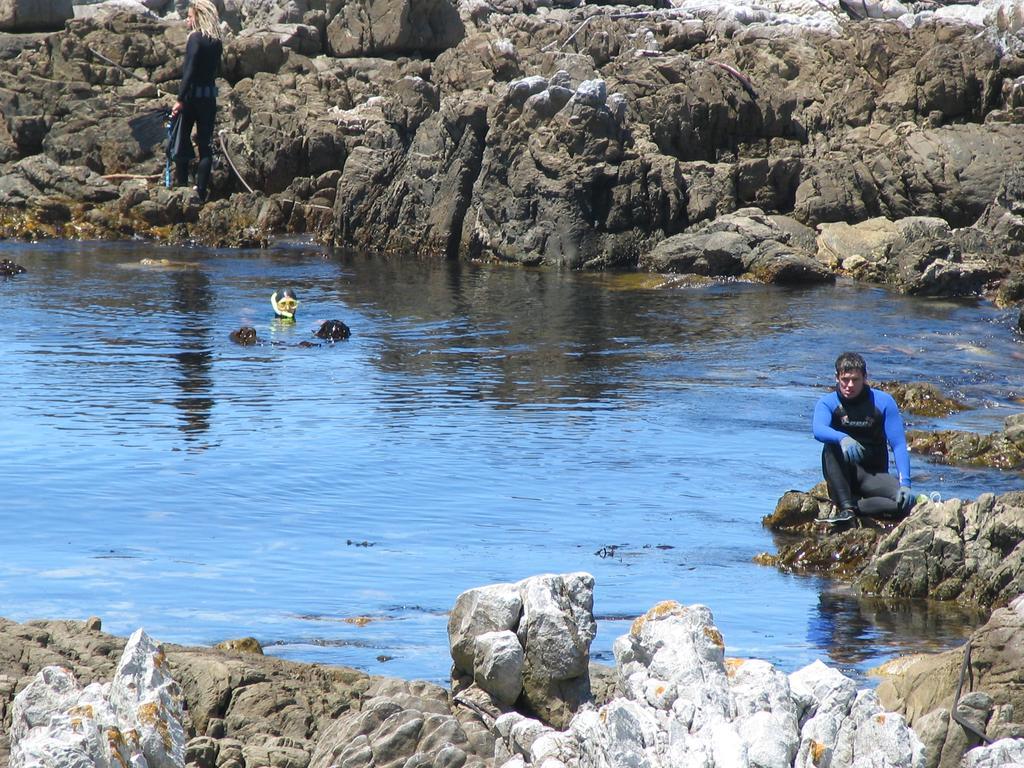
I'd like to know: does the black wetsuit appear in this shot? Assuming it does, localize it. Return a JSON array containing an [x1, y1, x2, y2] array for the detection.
[[812, 385, 910, 516], [174, 30, 222, 199]]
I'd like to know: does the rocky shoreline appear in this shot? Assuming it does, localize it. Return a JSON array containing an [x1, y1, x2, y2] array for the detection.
[[0, 0, 1022, 312], [5, 568, 1024, 768]]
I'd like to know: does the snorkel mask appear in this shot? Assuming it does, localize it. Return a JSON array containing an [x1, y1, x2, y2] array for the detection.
[[271, 288, 299, 319]]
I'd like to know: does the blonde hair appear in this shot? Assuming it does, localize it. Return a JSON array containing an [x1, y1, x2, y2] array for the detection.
[[189, 0, 220, 39]]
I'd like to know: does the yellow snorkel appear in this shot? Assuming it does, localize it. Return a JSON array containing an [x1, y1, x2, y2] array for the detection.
[[271, 288, 299, 319]]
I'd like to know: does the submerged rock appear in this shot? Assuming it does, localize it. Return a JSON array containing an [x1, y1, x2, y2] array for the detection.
[[229, 326, 258, 345], [315, 319, 352, 341]]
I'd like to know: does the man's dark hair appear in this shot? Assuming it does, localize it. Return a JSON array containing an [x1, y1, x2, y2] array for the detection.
[[835, 352, 867, 375]]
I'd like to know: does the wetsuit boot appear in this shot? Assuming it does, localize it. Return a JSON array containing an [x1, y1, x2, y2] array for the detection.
[[820, 443, 858, 523], [194, 155, 212, 202]]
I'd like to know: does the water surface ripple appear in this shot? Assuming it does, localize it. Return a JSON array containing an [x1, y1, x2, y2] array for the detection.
[[1, 239, 1021, 683]]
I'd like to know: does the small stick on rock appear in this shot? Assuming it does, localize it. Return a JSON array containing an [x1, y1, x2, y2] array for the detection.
[[708, 60, 759, 100]]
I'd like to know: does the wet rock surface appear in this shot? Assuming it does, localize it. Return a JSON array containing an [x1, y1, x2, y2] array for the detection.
[[907, 414, 1024, 471], [877, 381, 972, 419], [762, 488, 1024, 612], [0, 2, 1022, 290]]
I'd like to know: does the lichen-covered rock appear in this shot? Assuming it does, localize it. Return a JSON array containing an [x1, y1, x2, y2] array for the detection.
[[496, 601, 923, 768], [9, 629, 185, 768], [962, 737, 1024, 767], [108, 629, 186, 768]]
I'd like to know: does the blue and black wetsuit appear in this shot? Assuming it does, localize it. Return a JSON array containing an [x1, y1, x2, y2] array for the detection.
[[812, 385, 910, 515], [174, 30, 222, 199]]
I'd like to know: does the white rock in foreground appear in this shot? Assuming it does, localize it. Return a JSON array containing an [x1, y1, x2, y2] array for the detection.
[[10, 628, 185, 768], [496, 600, 925, 768]]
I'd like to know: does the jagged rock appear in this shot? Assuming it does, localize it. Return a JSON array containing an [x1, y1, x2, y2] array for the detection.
[[448, 573, 594, 730], [496, 601, 923, 768], [10, 629, 186, 768], [858, 492, 1024, 606], [516, 573, 596, 729], [473, 630, 524, 706], [325, 0, 466, 57], [816, 216, 1002, 296], [222, 28, 288, 79], [449, 582, 523, 676], [762, 488, 1024, 613], [963, 738, 1024, 767], [0, 0, 1021, 292], [460, 73, 685, 268]]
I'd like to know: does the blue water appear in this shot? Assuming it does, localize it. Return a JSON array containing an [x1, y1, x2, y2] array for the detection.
[[1, 239, 1021, 684]]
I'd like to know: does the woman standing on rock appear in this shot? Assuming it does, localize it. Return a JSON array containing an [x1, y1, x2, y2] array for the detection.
[[171, 0, 222, 204]]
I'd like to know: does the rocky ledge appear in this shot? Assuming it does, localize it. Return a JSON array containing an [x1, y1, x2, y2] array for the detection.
[[6, 571, 1024, 768], [1, 0, 1024, 309]]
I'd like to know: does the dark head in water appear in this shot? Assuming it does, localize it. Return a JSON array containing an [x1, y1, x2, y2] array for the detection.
[[230, 326, 258, 345], [1, 259, 26, 277], [271, 288, 299, 319], [315, 319, 352, 341]]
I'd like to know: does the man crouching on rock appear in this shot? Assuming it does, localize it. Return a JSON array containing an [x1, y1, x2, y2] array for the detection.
[[812, 352, 912, 525]]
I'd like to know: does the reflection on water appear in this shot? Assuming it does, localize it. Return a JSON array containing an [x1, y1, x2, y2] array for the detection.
[[808, 586, 985, 676], [170, 268, 214, 438], [0, 238, 1021, 686]]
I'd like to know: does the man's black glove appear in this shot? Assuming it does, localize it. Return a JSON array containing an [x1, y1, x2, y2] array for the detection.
[[896, 485, 912, 512]]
